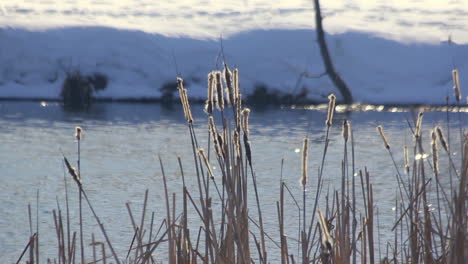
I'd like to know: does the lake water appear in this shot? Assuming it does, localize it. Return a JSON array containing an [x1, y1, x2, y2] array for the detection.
[[0, 101, 465, 262]]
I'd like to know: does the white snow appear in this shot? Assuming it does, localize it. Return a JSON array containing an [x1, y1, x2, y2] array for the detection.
[[0, 0, 467, 104]]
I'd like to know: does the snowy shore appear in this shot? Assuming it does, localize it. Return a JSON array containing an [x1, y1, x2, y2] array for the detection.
[[0, 26, 466, 104]]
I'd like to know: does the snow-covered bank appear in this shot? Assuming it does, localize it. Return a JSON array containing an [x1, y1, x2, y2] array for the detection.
[[0, 27, 467, 104]]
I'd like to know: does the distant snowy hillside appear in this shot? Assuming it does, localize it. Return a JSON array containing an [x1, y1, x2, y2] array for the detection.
[[0, 27, 466, 104]]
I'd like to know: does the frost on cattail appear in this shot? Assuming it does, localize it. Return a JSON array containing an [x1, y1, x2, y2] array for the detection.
[[233, 68, 239, 104], [75, 126, 82, 141], [205, 72, 215, 115], [404, 145, 410, 174], [223, 63, 234, 106], [436, 126, 449, 152], [326, 94, 336, 126], [177, 77, 193, 123], [414, 112, 424, 138], [215, 71, 224, 110], [342, 119, 350, 143], [301, 138, 309, 187], [431, 130, 439, 174], [452, 69, 461, 102], [242, 108, 251, 138], [198, 148, 215, 179], [64, 156, 81, 186], [377, 125, 390, 149]]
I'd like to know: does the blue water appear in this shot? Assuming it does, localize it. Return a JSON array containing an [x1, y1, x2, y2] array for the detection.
[[0, 101, 465, 262]]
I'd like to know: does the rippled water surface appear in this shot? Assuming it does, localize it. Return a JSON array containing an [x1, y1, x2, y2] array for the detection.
[[0, 101, 465, 262]]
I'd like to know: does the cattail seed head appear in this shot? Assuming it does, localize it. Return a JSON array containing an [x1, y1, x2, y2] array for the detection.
[[414, 112, 424, 138], [326, 94, 336, 126], [198, 148, 215, 179], [233, 130, 241, 159], [431, 130, 439, 174], [64, 157, 81, 186], [452, 69, 461, 102], [242, 108, 251, 138], [75, 126, 82, 141], [404, 145, 410, 174], [177, 77, 193, 123], [377, 125, 390, 149], [205, 72, 215, 115], [342, 119, 350, 143], [208, 116, 222, 159], [436, 126, 449, 152], [301, 138, 309, 187], [233, 68, 239, 104], [215, 71, 224, 111], [223, 63, 234, 106]]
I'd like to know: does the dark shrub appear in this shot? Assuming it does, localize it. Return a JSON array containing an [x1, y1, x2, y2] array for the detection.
[[61, 71, 108, 108]]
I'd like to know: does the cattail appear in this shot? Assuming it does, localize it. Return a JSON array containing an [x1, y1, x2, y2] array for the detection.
[[377, 125, 390, 149], [75, 126, 82, 141], [301, 138, 309, 186], [242, 108, 251, 138], [431, 130, 439, 174], [208, 116, 222, 159], [318, 210, 333, 257], [64, 157, 81, 186], [326, 94, 336, 126], [215, 71, 224, 110], [233, 68, 239, 104], [177, 77, 193, 123], [414, 112, 424, 138], [436, 126, 449, 152], [223, 63, 234, 106], [205, 72, 215, 115], [342, 119, 350, 143], [452, 69, 461, 102], [404, 145, 410, 174], [198, 148, 215, 179], [233, 130, 241, 159]]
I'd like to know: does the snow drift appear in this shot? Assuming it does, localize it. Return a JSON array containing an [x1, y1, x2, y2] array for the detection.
[[0, 26, 466, 104]]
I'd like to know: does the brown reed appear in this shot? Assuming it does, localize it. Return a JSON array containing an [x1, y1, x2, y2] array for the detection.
[[301, 138, 309, 187], [377, 125, 390, 149], [414, 112, 423, 138], [452, 69, 461, 102], [326, 94, 336, 126], [198, 148, 215, 179], [215, 71, 224, 110]]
